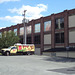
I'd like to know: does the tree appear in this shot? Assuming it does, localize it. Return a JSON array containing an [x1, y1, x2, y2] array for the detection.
[[0, 31, 20, 49]]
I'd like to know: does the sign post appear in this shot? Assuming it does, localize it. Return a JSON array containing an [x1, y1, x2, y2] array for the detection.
[[22, 10, 27, 44]]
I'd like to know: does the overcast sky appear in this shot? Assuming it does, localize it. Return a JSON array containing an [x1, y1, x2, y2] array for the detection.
[[0, 0, 75, 29]]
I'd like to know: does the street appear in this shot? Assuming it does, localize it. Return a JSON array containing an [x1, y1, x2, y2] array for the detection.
[[0, 55, 75, 75]]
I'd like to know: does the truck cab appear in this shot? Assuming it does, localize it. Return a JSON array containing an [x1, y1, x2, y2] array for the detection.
[[1, 46, 17, 56]]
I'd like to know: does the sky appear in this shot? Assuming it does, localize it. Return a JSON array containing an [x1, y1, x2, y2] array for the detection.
[[0, 0, 75, 29]]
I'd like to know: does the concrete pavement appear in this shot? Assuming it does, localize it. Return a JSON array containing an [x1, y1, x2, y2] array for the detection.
[[0, 55, 75, 75]]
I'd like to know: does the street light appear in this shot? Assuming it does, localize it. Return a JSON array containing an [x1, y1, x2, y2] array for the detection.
[[22, 10, 27, 44]]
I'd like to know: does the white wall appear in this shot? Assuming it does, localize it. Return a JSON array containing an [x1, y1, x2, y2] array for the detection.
[[69, 31, 75, 43], [69, 15, 75, 27], [44, 34, 51, 44], [44, 46, 51, 50], [35, 48, 41, 55], [43, 52, 75, 58], [55, 46, 64, 48]]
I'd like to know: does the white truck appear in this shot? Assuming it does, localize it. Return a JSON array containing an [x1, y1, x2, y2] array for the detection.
[[0, 43, 35, 56]]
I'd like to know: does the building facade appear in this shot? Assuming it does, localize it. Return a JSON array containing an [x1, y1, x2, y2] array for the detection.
[[0, 9, 75, 54]]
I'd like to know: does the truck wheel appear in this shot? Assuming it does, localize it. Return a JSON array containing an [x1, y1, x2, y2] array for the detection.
[[27, 52, 31, 55], [6, 52, 10, 56]]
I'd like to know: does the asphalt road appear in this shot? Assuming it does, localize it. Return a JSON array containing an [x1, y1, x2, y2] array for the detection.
[[0, 55, 75, 75]]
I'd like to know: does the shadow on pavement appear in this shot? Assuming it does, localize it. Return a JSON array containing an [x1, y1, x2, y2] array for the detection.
[[43, 56, 75, 62], [47, 67, 75, 74]]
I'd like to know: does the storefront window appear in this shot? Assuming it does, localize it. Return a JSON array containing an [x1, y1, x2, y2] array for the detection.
[[20, 27, 24, 35], [35, 23, 40, 33], [44, 21, 51, 31]]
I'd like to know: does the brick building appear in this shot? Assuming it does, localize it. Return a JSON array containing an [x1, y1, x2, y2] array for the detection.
[[0, 9, 75, 55]]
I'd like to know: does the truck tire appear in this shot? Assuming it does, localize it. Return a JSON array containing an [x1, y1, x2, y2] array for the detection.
[[27, 52, 31, 55], [6, 51, 10, 56]]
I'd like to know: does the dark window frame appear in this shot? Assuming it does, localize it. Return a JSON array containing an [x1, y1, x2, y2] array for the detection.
[[27, 36, 32, 44], [34, 35, 41, 44], [55, 32, 64, 43], [55, 18, 64, 29]]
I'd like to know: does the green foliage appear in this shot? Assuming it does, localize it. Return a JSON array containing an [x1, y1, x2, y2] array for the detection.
[[0, 31, 20, 49]]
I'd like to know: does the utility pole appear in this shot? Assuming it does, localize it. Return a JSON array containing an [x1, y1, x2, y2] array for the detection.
[[23, 10, 27, 44]]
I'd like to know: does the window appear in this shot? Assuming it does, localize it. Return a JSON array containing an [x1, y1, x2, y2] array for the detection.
[[34, 35, 40, 44], [44, 21, 51, 31], [8, 30, 11, 33], [19, 37, 23, 44], [60, 18, 64, 28], [20, 27, 24, 35], [14, 29, 17, 36], [35, 23, 40, 33], [27, 36, 32, 44], [55, 19, 59, 29], [55, 32, 64, 43], [55, 18, 64, 29], [4, 31, 7, 37], [0, 32, 2, 38], [27, 26, 31, 34], [11, 47, 17, 49]]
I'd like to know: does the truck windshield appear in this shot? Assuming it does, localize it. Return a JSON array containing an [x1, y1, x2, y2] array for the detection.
[[8, 46, 17, 49], [8, 46, 13, 49]]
